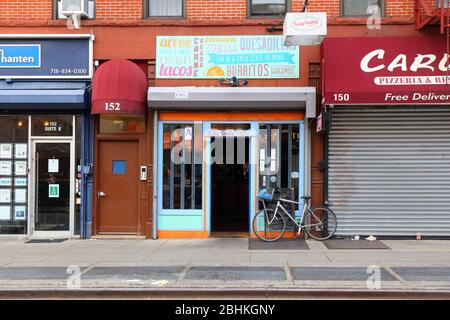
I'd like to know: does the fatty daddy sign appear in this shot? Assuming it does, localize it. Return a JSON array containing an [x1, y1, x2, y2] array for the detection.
[[322, 37, 450, 105], [156, 35, 299, 79]]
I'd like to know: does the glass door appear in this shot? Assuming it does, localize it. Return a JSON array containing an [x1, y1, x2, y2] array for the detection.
[[31, 140, 74, 237]]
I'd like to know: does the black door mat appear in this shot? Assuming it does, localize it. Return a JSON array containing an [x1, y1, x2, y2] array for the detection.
[[324, 239, 390, 250], [248, 238, 309, 250], [25, 239, 68, 243]]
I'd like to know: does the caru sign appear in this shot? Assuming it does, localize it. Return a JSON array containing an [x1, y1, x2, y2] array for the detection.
[[0, 44, 41, 68], [322, 36, 450, 105]]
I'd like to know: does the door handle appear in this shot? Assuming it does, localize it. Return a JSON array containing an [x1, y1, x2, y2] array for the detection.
[[98, 191, 106, 197]]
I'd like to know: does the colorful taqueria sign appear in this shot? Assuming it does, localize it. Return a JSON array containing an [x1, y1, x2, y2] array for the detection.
[[156, 35, 300, 79]]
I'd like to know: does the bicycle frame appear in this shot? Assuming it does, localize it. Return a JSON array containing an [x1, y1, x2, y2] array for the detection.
[[264, 197, 321, 236]]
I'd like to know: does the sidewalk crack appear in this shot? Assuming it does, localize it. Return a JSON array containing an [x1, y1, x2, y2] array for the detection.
[[379, 262, 412, 289], [176, 264, 191, 284], [144, 239, 168, 261], [285, 262, 294, 285], [38, 242, 80, 263], [323, 252, 332, 262]]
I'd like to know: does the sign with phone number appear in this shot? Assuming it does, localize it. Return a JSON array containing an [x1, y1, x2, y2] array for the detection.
[[0, 38, 92, 79]]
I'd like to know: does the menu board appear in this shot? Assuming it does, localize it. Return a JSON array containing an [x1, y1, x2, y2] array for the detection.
[[156, 35, 300, 79]]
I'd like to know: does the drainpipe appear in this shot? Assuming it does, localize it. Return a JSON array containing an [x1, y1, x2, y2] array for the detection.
[[152, 110, 158, 239], [323, 106, 330, 207], [304, 119, 311, 199], [303, 118, 312, 240]]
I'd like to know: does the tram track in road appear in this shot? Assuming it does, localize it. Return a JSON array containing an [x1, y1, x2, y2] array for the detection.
[[1, 287, 450, 300]]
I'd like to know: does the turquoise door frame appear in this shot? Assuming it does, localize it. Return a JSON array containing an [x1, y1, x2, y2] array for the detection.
[[157, 121, 204, 231], [157, 120, 305, 236]]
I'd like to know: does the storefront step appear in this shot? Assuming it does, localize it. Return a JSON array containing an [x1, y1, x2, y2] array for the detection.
[[210, 232, 249, 238], [93, 235, 146, 240]]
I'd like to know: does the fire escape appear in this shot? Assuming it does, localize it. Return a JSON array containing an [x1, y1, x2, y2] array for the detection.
[[416, 0, 450, 34], [416, 0, 450, 84]]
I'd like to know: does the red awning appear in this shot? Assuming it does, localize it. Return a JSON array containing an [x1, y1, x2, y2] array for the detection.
[[91, 59, 147, 115]]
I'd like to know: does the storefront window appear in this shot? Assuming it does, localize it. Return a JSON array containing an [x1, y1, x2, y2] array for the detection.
[[259, 124, 300, 206], [99, 115, 145, 133], [31, 115, 73, 136], [163, 124, 202, 210], [0, 116, 29, 235]]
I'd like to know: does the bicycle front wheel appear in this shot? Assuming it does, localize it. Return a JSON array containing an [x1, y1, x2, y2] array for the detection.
[[252, 208, 286, 242], [304, 207, 337, 241]]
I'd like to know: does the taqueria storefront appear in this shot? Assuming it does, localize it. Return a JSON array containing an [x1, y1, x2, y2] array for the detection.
[[149, 35, 317, 239], [322, 36, 450, 237]]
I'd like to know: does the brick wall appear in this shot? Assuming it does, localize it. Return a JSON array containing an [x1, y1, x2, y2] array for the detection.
[[386, 0, 415, 18], [0, 0, 51, 21], [0, 0, 420, 24], [186, 0, 246, 20], [295, 0, 340, 18], [96, 0, 142, 21]]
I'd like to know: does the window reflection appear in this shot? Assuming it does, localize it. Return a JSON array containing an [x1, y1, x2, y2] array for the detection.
[[259, 124, 300, 207], [250, 0, 287, 16], [31, 115, 73, 136], [0, 116, 29, 235], [163, 124, 202, 210], [342, 0, 381, 17], [99, 115, 145, 133]]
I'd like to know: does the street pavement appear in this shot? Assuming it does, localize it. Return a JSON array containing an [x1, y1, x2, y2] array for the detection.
[[0, 238, 450, 292]]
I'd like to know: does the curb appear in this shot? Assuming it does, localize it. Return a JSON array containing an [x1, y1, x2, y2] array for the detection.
[[1, 287, 450, 299]]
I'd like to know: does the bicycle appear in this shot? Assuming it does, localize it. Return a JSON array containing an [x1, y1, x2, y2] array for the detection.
[[252, 188, 338, 242]]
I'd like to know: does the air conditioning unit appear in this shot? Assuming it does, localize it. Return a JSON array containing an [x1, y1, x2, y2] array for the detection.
[[61, 0, 89, 18]]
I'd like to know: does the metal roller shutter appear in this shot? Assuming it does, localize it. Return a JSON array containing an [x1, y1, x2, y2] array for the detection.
[[328, 107, 450, 237]]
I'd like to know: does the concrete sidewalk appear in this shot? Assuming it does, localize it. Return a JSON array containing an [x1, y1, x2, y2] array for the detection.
[[0, 238, 450, 291]]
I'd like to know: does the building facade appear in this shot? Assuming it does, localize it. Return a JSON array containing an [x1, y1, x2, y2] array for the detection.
[[0, 34, 94, 238], [0, 0, 447, 239]]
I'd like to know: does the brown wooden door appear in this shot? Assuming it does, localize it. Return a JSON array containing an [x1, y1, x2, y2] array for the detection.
[[97, 141, 139, 234]]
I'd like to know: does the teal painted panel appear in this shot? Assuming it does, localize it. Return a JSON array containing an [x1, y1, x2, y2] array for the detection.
[[160, 209, 202, 216], [158, 215, 204, 230]]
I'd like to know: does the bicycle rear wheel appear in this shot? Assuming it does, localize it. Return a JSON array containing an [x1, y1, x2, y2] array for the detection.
[[252, 208, 286, 242], [304, 207, 337, 241]]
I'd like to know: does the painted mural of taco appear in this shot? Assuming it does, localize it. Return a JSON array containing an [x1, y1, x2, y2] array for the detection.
[[206, 66, 224, 77]]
